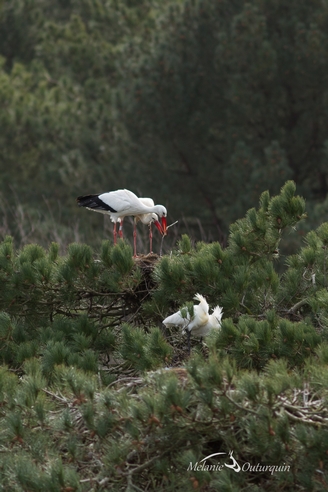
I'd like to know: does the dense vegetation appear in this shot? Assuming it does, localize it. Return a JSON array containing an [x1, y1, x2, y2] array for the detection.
[[1, 1, 328, 489], [0, 182, 328, 490], [0, 0, 328, 250]]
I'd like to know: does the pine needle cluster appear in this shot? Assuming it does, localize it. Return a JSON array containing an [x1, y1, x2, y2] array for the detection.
[[0, 181, 328, 490]]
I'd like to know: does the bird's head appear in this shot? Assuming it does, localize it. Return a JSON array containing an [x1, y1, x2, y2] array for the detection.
[[142, 213, 158, 225]]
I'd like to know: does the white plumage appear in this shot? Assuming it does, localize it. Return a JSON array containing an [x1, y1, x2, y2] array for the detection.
[[77, 189, 167, 253], [190, 304, 223, 337], [134, 197, 158, 226], [163, 293, 223, 352], [163, 294, 209, 332]]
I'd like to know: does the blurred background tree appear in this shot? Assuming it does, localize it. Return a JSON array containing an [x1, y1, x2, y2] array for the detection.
[[0, 0, 327, 251]]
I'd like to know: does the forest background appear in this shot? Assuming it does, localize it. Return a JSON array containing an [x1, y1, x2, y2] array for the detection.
[[1, 0, 328, 252], [2, 2, 328, 491]]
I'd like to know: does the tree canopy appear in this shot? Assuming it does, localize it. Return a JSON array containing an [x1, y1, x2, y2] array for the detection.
[[0, 182, 327, 490]]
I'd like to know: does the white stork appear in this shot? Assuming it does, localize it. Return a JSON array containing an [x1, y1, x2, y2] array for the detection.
[[77, 189, 167, 254], [162, 293, 223, 353]]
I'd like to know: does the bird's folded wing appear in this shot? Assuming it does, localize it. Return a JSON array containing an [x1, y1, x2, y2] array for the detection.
[[99, 189, 143, 214], [162, 312, 190, 329]]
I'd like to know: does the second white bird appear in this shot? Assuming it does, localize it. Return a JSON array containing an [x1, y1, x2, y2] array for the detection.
[[162, 293, 223, 352]]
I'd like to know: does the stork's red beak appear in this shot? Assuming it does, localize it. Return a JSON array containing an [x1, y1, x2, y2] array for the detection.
[[154, 220, 165, 235], [161, 216, 167, 235]]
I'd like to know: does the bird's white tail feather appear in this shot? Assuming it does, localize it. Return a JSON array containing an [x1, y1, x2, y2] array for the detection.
[[212, 305, 223, 321], [194, 293, 206, 303]]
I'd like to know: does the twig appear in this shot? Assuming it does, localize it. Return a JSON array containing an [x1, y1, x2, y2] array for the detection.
[[107, 377, 143, 388], [283, 409, 324, 426], [127, 474, 144, 492], [288, 299, 308, 314], [160, 221, 179, 256], [42, 388, 69, 404], [222, 391, 260, 416], [123, 448, 172, 477]]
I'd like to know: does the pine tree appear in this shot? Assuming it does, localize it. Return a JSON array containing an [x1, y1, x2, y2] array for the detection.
[[0, 182, 328, 489]]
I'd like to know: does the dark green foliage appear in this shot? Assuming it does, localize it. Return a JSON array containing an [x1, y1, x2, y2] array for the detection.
[[151, 181, 306, 320], [213, 316, 321, 370], [0, 183, 328, 490], [178, 234, 192, 254], [1, 1, 328, 255], [120, 324, 173, 371], [42, 341, 72, 379]]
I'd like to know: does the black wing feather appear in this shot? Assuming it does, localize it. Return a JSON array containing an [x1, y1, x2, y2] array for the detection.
[[76, 194, 117, 213]]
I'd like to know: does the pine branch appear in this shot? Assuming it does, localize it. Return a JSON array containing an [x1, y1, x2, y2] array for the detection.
[[222, 390, 262, 417], [287, 298, 309, 314], [123, 444, 176, 477]]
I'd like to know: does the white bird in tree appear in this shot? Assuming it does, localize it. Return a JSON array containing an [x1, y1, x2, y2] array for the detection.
[[162, 294, 223, 353], [77, 189, 167, 254]]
